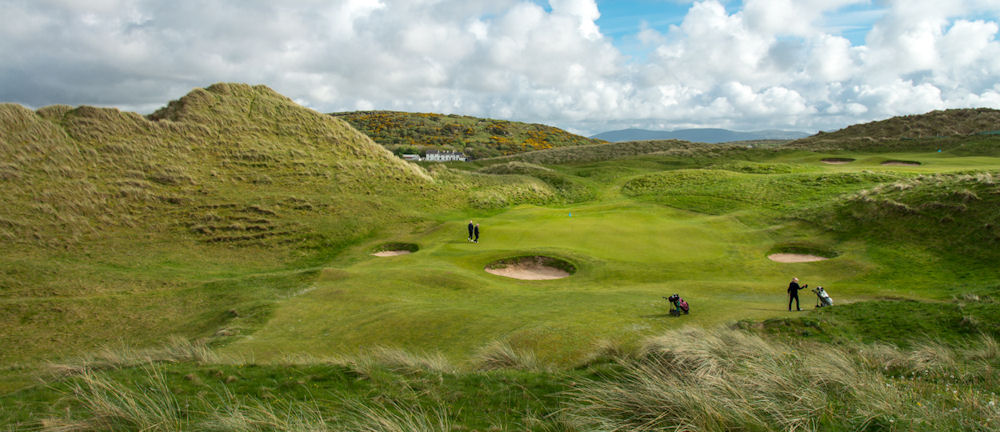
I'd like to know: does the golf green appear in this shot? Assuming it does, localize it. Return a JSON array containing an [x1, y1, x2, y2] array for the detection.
[[223, 200, 862, 365]]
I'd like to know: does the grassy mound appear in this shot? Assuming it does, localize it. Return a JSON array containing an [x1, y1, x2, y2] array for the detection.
[[812, 172, 1000, 262], [477, 162, 595, 203], [791, 108, 1000, 146], [331, 110, 604, 158], [621, 169, 902, 215], [0, 83, 450, 366]]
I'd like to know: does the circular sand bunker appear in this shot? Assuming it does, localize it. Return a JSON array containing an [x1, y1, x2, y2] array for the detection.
[[767, 253, 829, 263], [881, 160, 921, 166], [821, 157, 855, 164], [371, 242, 419, 257], [485, 256, 576, 280]]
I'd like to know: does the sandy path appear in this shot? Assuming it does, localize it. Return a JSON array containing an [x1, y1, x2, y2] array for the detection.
[[821, 159, 853, 164], [767, 253, 829, 263], [485, 262, 570, 280], [372, 250, 412, 257]]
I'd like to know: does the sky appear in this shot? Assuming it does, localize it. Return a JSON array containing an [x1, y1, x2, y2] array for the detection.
[[1, 0, 999, 135]]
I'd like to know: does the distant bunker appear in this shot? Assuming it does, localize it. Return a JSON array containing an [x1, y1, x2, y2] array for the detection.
[[485, 256, 575, 280], [821, 157, 855, 164], [767, 253, 830, 263], [371, 242, 419, 257], [881, 160, 922, 166], [767, 246, 837, 263]]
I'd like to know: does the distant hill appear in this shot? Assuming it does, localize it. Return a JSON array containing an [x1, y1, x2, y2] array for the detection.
[[331, 111, 605, 159], [786, 108, 1000, 151], [591, 128, 809, 143]]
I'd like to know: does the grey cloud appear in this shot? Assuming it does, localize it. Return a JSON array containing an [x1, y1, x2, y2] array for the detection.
[[0, 0, 998, 136]]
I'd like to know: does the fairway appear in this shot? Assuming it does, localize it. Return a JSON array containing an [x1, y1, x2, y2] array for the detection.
[[224, 200, 863, 364]]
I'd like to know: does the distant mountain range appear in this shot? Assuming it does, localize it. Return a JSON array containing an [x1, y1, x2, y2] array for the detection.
[[591, 128, 811, 143]]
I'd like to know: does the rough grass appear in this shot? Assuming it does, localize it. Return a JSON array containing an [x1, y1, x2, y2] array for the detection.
[[6, 323, 999, 431], [811, 171, 1000, 262], [565, 327, 1000, 431], [621, 168, 903, 215], [789, 108, 1000, 150], [478, 139, 750, 165], [331, 110, 604, 159], [477, 162, 596, 203]]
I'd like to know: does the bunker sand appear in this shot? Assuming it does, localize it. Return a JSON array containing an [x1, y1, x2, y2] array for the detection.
[[486, 261, 570, 280], [767, 253, 829, 263], [372, 250, 412, 257]]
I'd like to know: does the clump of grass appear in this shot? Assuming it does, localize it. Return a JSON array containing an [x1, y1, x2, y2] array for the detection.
[[338, 398, 451, 432], [197, 392, 332, 432], [42, 365, 184, 432], [576, 338, 636, 367], [564, 327, 1000, 431], [351, 347, 454, 376], [48, 337, 219, 377], [473, 341, 542, 371]]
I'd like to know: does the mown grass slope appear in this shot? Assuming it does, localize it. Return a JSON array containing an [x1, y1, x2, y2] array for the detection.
[[331, 110, 605, 158]]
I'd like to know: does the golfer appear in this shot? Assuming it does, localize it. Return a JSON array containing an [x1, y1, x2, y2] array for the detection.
[[467, 220, 474, 242], [474, 223, 480, 243], [787, 277, 804, 311]]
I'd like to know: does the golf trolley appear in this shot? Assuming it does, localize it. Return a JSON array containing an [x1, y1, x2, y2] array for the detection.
[[812, 286, 834, 308], [664, 294, 689, 316]]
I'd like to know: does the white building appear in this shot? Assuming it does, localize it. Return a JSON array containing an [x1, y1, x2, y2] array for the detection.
[[424, 150, 467, 162], [401, 154, 421, 161]]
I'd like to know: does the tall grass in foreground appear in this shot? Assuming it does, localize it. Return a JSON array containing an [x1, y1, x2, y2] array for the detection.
[[564, 327, 1000, 431], [40, 363, 452, 432], [29, 330, 1000, 431], [47, 337, 220, 377]]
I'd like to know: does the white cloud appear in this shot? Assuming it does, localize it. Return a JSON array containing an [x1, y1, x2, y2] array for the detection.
[[0, 0, 998, 135]]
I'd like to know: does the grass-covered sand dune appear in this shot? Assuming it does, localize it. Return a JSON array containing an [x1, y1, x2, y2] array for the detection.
[[2, 86, 1000, 430]]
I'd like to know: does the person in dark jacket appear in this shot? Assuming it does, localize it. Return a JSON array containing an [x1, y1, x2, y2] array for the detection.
[[788, 277, 805, 311], [467, 220, 474, 242], [474, 224, 480, 243]]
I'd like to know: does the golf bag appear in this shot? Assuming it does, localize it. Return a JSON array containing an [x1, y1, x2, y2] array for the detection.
[[665, 294, 690, 316], [812, 286, 833, 307]]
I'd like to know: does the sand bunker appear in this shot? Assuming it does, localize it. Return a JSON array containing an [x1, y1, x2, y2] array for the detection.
[[881, 160, 921, 166], [485, 256, 574, 280], [372, 250, 412, 257], [821, 158, 855, 164], [371, 242, 418, 257], [768, 253, 830, 263]]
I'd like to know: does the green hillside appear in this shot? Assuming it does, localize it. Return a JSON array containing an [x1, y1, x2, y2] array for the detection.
[[3, 89, 1000, 430], [331, 110, 605, 159]]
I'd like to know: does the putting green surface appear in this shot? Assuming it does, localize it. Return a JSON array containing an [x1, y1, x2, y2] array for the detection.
[[223, 200, 869, 365]]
